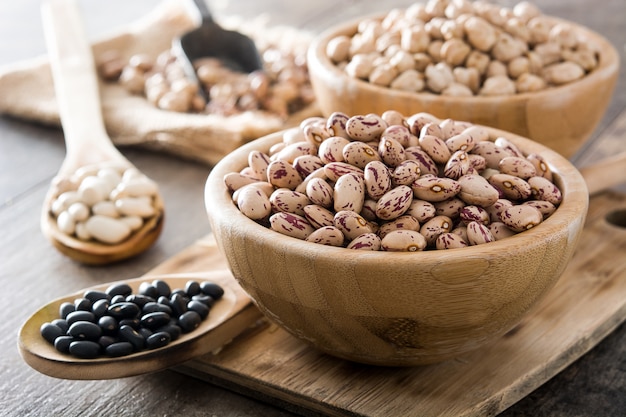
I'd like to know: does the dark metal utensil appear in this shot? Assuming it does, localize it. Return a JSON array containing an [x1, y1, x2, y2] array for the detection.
[[173, 0, 263, 99]]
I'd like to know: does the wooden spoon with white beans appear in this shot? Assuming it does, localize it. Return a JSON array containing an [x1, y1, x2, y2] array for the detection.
[[40, 0, 164, 265]]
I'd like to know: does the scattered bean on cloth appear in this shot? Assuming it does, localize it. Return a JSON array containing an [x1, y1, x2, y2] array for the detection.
[[224, 110, 563, 251]]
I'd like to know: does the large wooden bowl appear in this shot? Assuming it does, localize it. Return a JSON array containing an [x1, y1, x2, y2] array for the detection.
[[307, 15, 619, 159], [204, 129, 589, 366]]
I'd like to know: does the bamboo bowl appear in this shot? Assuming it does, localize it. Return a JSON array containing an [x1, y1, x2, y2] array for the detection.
[[307, 15, 619, 159], [204, 128, 589, 366]]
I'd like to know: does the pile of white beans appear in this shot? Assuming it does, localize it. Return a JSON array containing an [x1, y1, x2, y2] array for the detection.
[[325, 0, 600, 96], [99, 42, 314, 119], [224, 110, 563, 251], [50, 164, 159, 244]]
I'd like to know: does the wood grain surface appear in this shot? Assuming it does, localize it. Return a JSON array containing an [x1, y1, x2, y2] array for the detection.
[[177, 191, 626, 417], [1, 0, 625, 416]]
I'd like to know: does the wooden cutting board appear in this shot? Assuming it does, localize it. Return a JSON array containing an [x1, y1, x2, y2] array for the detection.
[[163, 191, 626, 417]]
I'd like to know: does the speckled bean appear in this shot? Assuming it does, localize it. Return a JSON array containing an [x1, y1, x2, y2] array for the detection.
[[305, 226, 345, 246], [364, 161, 392, 200], [343, 141, 381, 168], [523, 200, 557, 218], [460, 205, 490, 225], [404, 146, 440, 175], [381, 230, 427, 252], [236, 185, 272, 220], [324, 162, 364, 182], [305, 177, 334, 208], [435, 232, 468, 249], [303, 204, 335, 229], [378, 137, 406, 167], [420, 215, 453, 246], [489, 222, 517, 240], [434, 197, 465, 219], [391, 160, 421, 186], [405, 199, 436, 222], [466, 221, 495, 245], [334, 210, 373, 240], [498, 156, 537, 179], [267, 160, 302, 189], [272, 141, 317, 164], [269, 212, 315, 239], [293, 154, 325, 178], [411, 176, 461, 202], [345, 114, 387, 141], [325, 112, 350, 138], [270, 189, 310, 216], [334, 173, 366, 212], [247, 150, 271, 180], [443, 150, 472, 179], [347, 232, 382, 250], [489, 173, 532, 200], [528, 176, 562, 204], [419, 134, 451, 164], [470, 141, 513, 169], [457, 174, 500, 207], [500, 204, 543, 232], [375, 185, 413, 220], [318, 136, 350, 164], [377, 215, 420, 238]]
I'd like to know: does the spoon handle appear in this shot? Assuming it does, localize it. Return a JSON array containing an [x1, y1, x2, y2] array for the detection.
[[41, 0, 126, 172], [191, 0, 215, 24]]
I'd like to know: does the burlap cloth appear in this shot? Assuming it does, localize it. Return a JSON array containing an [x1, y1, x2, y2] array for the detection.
[[0, 0, 320, 166]]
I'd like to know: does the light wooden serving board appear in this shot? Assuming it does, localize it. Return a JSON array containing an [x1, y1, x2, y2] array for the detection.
[[169, 191, 626, 417]]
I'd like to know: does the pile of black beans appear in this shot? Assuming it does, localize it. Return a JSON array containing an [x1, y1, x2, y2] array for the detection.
[[40, 279, 224, 359]]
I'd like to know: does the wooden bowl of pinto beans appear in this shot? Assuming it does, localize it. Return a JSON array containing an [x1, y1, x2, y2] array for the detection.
[[204, 109, 589, 366]]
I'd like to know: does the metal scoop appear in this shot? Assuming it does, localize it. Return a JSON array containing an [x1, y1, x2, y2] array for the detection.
[[173, 0, 263, 99]]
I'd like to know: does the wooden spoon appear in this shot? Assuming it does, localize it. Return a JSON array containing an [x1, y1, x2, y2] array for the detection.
[[17, 271, 261, 380], [40, 0, 164, 265]]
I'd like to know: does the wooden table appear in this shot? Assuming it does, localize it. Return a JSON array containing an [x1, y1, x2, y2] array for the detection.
[[1, 0, 624, 415]]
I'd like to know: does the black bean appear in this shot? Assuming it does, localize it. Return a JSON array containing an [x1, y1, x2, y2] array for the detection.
[[191, 294, 215, 307], [125, 294, 154, 309], [74, 297, 92, 311], [110, 294, 126, 304], [140, 312, 171, 330], [138, 327, 153, 340], [118, 325, 145, 351], [187, 300, 210, 319], [68, 321, 102, 341], [106, 283, 132, 298], [69, 341, 101, 359], [152, 280, 171, 297], [105, 341, 134, 357], [98, 335, 118, 349], [108, 302, 140, 319], [98, 315, 118, 335], [59, 302, 75, 319], [185, 280, 201, 297], [178, 311, 202, 333], [105, 282, 133, 297], [91, 299, 110, 318], [170, 289, 187, 298], [170, 293, 188, 317], [142, 302, 172, 315], [146, 331, 171, 350], [119, 318, 140, 329], [40, 322, 64, 344], [54, 335, 74, 353], [66, 310, 96, 326], [157, 296, 172, 307], [51, 318, 69, 333], [138, 281, 158, 299], [83, 290, 110, 303], [156, 323, 181, 341], [200, 282, 224, 300]]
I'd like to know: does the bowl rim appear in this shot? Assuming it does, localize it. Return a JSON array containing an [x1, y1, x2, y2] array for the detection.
[[307, 12, 620, 105], [205, 127, 589, 263]]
